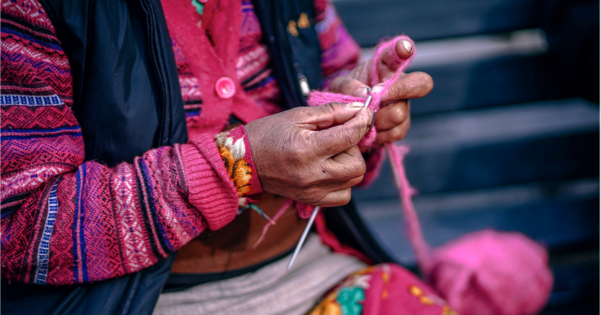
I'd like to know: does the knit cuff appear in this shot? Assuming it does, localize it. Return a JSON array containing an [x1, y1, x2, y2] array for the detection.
[[214, 125, 263, 204], [181, 135, 239, 231]]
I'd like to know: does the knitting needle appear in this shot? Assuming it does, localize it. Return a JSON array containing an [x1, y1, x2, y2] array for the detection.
[[364, 87, 376, 129], [287, 206, 320, 271], [287, 88, 375, 271], [364, 87, 373, 108]]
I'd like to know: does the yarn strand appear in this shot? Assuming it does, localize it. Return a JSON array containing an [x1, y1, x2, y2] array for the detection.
[[385, 143, 432, 275]]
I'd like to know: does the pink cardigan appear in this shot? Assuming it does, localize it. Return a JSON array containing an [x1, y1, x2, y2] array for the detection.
[[0, 0, 369, 285]]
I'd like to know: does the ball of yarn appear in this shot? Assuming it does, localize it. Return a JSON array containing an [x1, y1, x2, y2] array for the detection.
[[428, 230, 553, 315]]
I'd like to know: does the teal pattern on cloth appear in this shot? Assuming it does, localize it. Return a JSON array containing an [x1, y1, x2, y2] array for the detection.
[[191, 0, 204, 15], [237, 204, 275, 224], [337, 287, 365, 315]]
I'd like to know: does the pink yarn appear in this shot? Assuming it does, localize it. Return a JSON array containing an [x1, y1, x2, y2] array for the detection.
[[305, 35, 553, 314], [368, 36, 415, 108], [253, 198, 293, 248], [307, 36, 415, 149], [385, 143, 432, 274], [306, 91, 364, 106], [295, 202, 316, 219], [429, 230, 553, 315]]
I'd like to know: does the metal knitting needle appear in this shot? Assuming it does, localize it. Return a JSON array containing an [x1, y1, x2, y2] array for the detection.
[[287, 88, 375, 271], [287, 206, 320, 271]]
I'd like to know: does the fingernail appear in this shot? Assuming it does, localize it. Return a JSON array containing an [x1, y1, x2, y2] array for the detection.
[[372, 84, 384, 95], [361, 86, 370, 97], [402, 40, 413, 54], [347, 102, 364, 109]]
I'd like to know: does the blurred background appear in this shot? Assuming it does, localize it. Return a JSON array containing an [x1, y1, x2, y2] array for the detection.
[[335, 0, 600, 313]]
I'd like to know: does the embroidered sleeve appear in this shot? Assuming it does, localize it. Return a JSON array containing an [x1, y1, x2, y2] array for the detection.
[[314, 0, 361, 88], [1, 0, 239, 285], [214, 125, 263, 207]]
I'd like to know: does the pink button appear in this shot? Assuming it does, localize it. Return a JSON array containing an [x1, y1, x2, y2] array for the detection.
[[215, 77, 236, 99], [198, 0, 208, 3]]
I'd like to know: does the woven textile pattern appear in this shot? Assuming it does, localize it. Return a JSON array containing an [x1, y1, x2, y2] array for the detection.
[[1, 0, 240, 285]]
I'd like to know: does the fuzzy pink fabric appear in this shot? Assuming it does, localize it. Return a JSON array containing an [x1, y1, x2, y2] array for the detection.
[[389, 146, 553, 315], [429, 230, 553, 315], [305, 36, 553, 315], [361, 264, 455, 315]]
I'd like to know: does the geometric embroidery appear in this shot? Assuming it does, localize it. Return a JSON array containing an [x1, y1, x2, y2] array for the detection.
[[34, 180, 59, 284], [0, 94, 64, 106]]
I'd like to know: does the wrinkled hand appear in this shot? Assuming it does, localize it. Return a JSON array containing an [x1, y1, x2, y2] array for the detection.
[[328, 39, 433, 148], [245, 103, 372, 207]]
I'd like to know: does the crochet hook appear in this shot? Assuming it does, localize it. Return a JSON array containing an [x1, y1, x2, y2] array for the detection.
[[287, 88, 375, 271]]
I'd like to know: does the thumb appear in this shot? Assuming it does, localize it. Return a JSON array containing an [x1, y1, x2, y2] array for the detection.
[[312, 105, 372, 157]]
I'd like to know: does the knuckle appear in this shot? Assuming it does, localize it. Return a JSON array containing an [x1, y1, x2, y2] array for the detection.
[[329, 76, 349, 92], [391, 126, 406, 140], [358, 159, 367, 175], [350, 155, 366, 175], [296, 173, 312, 187], [390, 104, 408, 125], [342, 130, 358, 148], [389, 81, 407, 98], [322, 102, 339, 115], [341, 189, 352, 205], [349, 175, 364, 187], [353, 162, 366, 178]]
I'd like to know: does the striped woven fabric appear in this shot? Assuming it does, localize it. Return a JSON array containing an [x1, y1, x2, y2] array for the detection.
[[1, 0, 243, 285], [0, 0, 360, 285]]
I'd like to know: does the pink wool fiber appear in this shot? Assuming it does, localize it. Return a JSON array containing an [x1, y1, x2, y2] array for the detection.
[[306, 35, 553, 314], [387, 139, 553, 315], [307, 36, 414, 149], [429, 230, 554, 315], [306, 91, 364, 106]]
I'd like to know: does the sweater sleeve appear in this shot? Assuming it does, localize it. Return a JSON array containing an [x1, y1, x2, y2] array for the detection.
[[0, 0, 246, 285], [314, 0, 361, 88]]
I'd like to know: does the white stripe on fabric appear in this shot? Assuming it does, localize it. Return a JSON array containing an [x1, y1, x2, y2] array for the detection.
[[34, 181, 59, 285], [0, 94, 64, 106]]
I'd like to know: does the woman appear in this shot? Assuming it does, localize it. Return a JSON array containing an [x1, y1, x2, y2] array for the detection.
[[1, 0, 436, 313]]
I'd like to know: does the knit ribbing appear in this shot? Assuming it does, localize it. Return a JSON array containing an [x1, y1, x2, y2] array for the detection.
[[181, 135, 239, 231]]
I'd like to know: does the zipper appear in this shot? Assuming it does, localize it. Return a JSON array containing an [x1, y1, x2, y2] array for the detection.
[[294, 63, 310, 97], [141, 0, 169, 146], [274, 0, 307, 107]]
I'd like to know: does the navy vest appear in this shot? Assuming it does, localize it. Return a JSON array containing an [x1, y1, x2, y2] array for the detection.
[[38, 0, 322, 166]]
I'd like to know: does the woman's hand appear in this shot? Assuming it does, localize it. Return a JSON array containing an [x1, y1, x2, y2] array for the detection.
[[328, 39, 433, 148], [245, 102, 372, 207]]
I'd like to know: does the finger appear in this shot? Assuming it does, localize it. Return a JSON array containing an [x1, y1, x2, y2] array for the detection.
[[380, 71, 433, 102], [374, 100, 410, 131], [378, 38, 415, 73], [299, 102, 365, 131], [324, 146, 366, 181], [395, 38, 414, 60], [315, 188, 352, 207], [312, 174, 364, 193], [314, 107, 372, 156], [375, 117, 411, 144], [328, 77, 370, 97]]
